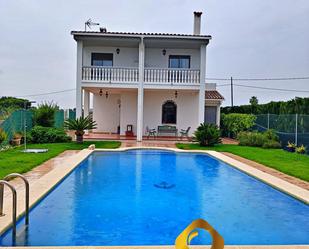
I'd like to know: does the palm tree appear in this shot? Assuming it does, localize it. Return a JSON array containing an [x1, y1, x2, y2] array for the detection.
[[64, 115, 97, 143]]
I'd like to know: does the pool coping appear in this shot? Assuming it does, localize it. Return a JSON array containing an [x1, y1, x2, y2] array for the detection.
[[0, 149, 93, 236], [0, 146, 308, 248]]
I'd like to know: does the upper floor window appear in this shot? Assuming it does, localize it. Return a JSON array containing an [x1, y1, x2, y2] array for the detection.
[[91, 53, 113, 66], [169, 55, 190, 69], [162, 100, 177, 124]]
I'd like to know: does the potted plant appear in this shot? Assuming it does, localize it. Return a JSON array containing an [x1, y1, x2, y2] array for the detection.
[[11, 132, 23, 146], [286, 141, 296, 152], [296, 144, 306, 154], [64, 115, 97, 143]]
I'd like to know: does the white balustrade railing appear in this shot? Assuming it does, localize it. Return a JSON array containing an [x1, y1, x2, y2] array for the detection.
[[144, 68, 200, 84], [82, 66, 139, 83], [82, 67, 200, 85]]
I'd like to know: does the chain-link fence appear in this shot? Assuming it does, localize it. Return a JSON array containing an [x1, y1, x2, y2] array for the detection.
[[0, 110, 33, 143], [255, 114, 309, 148], [0, 109, 76, 145]]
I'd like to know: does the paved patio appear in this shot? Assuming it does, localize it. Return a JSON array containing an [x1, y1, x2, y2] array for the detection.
[[83, 132, 191, 141]]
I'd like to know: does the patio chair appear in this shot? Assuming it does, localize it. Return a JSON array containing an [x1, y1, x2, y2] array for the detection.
[[179, 127, 191, 140], [146, 126, 157, 139]]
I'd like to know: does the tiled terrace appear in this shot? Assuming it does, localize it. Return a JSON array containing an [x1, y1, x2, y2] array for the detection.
[[83, 132, 191, 141]]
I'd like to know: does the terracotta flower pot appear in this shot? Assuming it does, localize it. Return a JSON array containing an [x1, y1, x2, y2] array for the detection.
[[11, 138, 21, 146], [75, 131, 85, 143]]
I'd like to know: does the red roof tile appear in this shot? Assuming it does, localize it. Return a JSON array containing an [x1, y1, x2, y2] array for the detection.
[[71, 31, 211, 39], [205, 90, 224, 100]]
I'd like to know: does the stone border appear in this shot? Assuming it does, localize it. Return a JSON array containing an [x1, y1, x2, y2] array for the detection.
[[0, 149, 93, 236], [1, 146, 308, 248]]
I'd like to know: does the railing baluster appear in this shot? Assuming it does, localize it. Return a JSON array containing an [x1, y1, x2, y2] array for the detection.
[[81, 66, 200, 85]]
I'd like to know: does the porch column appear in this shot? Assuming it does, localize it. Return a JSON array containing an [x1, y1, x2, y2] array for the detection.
[[216, 103, 221, 127], [198, 44, 207, 124], [84, 90, 90, 117], [137, 38, 145, 141], [76, 40, 83, 118]]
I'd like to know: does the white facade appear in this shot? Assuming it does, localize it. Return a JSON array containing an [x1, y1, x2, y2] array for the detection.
[[72, 12, 223, 141]]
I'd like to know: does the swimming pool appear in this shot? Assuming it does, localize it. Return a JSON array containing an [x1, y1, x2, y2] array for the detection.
[[0, 149, 308, 246]]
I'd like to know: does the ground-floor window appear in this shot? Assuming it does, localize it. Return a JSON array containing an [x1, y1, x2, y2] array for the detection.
[[162, 100, 177, 124]]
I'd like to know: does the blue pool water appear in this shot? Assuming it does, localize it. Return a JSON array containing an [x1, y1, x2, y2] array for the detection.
[[0, 150, 308, 246]]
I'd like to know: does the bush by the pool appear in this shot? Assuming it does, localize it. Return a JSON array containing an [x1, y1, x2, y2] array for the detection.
[[194, 123, 221, 146]]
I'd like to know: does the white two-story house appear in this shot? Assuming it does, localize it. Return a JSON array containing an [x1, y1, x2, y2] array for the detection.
[[72, 12, 224, 141]]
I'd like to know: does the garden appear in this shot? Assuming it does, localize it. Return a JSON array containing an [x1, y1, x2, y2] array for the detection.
[[0, 101, 120, 179], [177, 113, 309, 182]]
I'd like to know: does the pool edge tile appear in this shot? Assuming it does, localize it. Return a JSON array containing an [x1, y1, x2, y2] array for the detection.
[[0, 149, 93, 236]]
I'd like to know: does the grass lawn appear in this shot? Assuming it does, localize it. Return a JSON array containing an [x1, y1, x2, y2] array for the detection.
[[0, 141, 121, 179], [176, 143, 309, 182]]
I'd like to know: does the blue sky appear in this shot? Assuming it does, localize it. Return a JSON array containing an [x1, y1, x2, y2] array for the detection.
[[0, 0, 308, 108]]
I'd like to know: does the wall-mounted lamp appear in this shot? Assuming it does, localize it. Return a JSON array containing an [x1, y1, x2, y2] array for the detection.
[[162, 49, 166, 56], [99, 89, 103, 96], [175, 90, 178, 99], [116, 48, 120, 54], [105, 91, 109, 99]]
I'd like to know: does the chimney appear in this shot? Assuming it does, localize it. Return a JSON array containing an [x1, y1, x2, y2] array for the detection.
[[193, 11, 202, 35], [100, 27, 107, 33]]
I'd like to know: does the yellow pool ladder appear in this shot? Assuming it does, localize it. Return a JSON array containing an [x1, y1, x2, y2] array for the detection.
[[175, 218, 224, 249]]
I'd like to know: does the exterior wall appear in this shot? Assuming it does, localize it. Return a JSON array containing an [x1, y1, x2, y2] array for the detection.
[[143, 90, 199, 136], [145, 48, 200, 69], [83, 46, 200, 69], [83, 46, 139, 67], [93, 93, 120, 133], [120, 91, 137, 135]]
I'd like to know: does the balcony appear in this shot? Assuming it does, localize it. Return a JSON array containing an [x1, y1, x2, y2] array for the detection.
[[144, 68, 200, 85], [82, 66, 139, 83], [82, 66, 200, 86]]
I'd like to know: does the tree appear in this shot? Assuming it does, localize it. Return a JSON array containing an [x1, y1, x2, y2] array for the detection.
[[64, 116, 97, 143], [34, 102, 59, 127], [249, 96, 258, 106], [0, 97, 31, 119], [249, 96, 259, 114]]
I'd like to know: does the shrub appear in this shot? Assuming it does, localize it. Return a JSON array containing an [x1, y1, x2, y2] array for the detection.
[[34, 102, 59, 127], [263, 129, 279, 142], [29, 126, 71, 143], [238, 131, 267, 147], [238, 130, 281, 149], [0, 128, 7, 144], [221, 113, 256, 138], [262, 140, 281, 149], [296, 145, 306, 154], [194, 123, 221, 146], [286, 141, 296, 152]]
